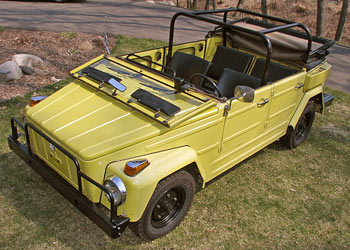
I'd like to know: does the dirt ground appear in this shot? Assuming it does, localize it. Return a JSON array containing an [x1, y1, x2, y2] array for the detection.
[[0, 30, 114, 102]]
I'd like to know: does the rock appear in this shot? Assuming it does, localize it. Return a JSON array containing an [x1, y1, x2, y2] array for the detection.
[[51, 76, 61, 83], [12, 54, 44, 69], [79, 41, 93, 51], [20, 65, 35, 75], [0, 61, 23, 81]]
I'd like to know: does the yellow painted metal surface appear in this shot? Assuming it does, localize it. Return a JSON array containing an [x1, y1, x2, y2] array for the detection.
[[101, 147, 200, 221], [289, 84, 324, 128], [24, 37, 332, 222], [304, 62, 331, 91]]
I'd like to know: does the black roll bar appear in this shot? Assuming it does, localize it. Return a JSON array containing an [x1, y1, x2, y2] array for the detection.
[[167, 7, 313, 86]]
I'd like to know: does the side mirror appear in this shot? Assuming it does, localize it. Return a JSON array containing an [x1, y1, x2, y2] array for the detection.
[[234, 85, 255, 103]]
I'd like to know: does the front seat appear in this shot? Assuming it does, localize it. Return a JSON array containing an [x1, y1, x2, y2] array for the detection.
[[167, 51, 212, 86], [216, 68, 261, 98]]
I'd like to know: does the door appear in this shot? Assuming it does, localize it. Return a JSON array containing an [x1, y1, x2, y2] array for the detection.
[[266, 72, 306, 133], [208, 84, 272, 179]]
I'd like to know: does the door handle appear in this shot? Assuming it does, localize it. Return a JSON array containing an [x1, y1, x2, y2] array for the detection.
[[295, 82, 304, 89], [257, 98, 269, 106]]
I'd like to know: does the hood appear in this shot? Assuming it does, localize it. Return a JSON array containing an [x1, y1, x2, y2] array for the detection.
[[26, 56, 212, 161], [27, 81, 163, 161]]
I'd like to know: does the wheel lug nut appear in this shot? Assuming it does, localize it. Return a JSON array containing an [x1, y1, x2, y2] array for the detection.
[[156, 205, 161, 209], [173, 197, 177, 201], [166, 194, 171, 198], [158, 215, 162, 219]]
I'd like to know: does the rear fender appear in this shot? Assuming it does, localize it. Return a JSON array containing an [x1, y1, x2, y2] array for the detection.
[[102, 146, 204, 222], [289, 84, 324, 129]]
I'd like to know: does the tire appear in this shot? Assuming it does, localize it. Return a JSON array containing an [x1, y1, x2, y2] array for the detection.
[[282, 101, 316, 149], [129, 171, 196, 241]]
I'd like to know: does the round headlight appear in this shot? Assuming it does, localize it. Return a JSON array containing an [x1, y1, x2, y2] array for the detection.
[[103, 176, 126, 206]]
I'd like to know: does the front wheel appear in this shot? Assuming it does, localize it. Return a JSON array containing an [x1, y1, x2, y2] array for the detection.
[[282, 101, 316, 149], [129, 171, 196, 241]]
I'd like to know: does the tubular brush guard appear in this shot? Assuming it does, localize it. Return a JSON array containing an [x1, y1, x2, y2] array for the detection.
[[8, 118, 130, 238]]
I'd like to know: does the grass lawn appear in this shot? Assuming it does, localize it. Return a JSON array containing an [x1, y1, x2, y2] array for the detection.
[[0, 36, 349, 249]]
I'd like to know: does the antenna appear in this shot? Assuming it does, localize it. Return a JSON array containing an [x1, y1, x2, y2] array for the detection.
[[103, 33, 111, 55]]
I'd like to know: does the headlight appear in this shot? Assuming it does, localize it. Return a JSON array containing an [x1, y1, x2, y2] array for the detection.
[[103, 176, 126, 206]]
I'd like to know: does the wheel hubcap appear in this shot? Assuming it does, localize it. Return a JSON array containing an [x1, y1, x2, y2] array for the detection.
[[151, 187, 185, 228], [296, 113, 311, 140]]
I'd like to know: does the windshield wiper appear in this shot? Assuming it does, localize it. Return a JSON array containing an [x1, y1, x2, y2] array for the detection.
[[81, 67, 127, 92]]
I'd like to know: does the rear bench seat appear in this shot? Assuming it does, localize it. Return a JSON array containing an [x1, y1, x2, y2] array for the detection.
[[250, 58, 297, 83], [207, 46, 254, 80]]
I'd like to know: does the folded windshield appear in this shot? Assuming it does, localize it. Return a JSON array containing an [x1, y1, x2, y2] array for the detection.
[[82, 67, 127, 93], [71, 57, 206, 127]]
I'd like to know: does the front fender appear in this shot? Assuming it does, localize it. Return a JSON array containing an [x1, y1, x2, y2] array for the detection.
[[102, 146, 202, 222]]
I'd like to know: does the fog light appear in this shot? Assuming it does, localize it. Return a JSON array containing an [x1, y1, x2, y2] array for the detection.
[[103, 176, 126, 206]]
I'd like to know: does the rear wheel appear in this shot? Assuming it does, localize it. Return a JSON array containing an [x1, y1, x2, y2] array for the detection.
[[282, 101, 316, 149], [129, 171, 195, 240]]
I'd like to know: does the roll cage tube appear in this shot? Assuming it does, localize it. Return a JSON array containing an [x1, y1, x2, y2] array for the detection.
[[167, 7, 313, 86]]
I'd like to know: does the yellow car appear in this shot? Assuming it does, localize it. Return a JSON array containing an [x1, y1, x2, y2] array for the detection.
[[8, 8, 334, 240]]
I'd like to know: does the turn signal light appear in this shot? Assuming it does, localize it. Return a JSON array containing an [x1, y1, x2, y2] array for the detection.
[[29, 96, 48, 107], [124, 159, 150, 176]]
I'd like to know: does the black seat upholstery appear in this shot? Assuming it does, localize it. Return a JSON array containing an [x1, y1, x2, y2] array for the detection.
[[167, 51, 212, 86], [251, 58, 297, 83], [216, 68, 261, 98], [208, 46, 254, 80]]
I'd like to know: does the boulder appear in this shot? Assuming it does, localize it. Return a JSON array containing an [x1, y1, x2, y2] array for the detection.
[[12, 54, 44, 69], [0, 61, 23, 82], [20, 65, 35, 75]]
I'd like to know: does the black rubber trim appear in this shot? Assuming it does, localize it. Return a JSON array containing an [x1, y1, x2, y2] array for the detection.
[[82, 66, 122, 83], [131, 89, 180, 116]]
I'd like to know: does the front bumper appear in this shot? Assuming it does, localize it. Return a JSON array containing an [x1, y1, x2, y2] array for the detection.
[[8, 118, 129, 238]]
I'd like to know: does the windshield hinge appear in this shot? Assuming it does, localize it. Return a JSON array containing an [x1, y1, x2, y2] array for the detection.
[[224, 105, 230, 116]]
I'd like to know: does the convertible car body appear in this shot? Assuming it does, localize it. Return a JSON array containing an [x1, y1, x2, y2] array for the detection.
[[8, 8, 334, 240]]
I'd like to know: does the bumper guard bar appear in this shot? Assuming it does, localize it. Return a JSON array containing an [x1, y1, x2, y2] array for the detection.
[[8, 118, 129, 238]]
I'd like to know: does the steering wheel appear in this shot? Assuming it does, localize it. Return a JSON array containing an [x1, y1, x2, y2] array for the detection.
[[190, 73, 223, 98]]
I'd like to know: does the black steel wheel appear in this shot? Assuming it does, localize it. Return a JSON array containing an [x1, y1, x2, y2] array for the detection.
[[282, 101, 316, 149], [129, 171, 196, 240]]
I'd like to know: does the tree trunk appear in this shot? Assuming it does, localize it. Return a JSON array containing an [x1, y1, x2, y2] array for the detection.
[[212, 0, 216, 10], [236, 0, 244, 8], [233, 0, 244, 17], [187, 0, 191, 9], [261, 0, 268, 16], [192, 0, 197, 9], [335, 0, 349, 41], [316, 0, 325, 36], [205, 0, 209, 10]]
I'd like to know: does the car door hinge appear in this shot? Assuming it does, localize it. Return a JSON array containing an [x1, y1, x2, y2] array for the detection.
[[264, 122, 268, 129]]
